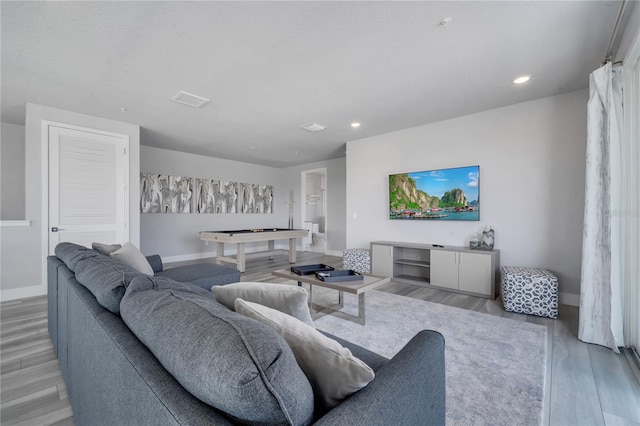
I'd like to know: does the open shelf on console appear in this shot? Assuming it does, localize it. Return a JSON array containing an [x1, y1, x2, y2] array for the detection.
[[394, 258, 430, 268], [395, 273, 430, 284]]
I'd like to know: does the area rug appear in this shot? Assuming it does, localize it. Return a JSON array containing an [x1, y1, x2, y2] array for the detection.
[[312, 289, 547, 426]]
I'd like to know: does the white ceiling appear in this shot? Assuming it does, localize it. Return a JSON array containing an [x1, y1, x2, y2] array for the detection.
[[1, 1, 624, 168]]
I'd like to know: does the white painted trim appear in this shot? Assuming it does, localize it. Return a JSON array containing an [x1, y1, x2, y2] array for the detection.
[[326, 249, 343, 257], [0, 220, 31, 227], [41, 121, 50, 294], [559, 292, 580, 307], [0, 285, 46, 302], [301, 167, 328, 254]]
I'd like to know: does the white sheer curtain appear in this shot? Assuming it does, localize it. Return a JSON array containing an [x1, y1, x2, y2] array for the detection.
[[579, 62, 624, 352]]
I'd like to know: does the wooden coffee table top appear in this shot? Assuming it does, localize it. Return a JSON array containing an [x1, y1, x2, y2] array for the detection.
[[271, 268, 390, 295]]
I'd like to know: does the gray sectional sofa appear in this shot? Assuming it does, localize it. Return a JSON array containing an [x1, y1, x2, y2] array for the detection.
[[47, 242, 446, 425]]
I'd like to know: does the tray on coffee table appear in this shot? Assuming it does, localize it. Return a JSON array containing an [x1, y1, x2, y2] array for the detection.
[[290, 264, 335, 275], [315, 270, 363, 282]]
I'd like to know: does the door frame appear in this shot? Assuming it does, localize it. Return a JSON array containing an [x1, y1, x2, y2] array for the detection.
[[300, 167, 327, 253], [41, 120, 130, 286]]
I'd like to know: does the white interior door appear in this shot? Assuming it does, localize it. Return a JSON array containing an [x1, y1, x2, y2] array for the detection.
[[48, 124, 129, 254]]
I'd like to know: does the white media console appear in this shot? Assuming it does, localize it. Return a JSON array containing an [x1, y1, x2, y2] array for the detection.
[[370, 241, 500, 299]]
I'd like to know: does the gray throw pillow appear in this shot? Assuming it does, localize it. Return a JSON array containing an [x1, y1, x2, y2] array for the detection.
[[235, 299, 375, 408], [110, 242, 154, 275], [212, 282, 314, 326], [91, 242, 122, 256], [121, 276, 314, 425]]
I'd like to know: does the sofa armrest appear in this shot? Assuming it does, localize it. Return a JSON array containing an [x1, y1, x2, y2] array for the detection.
[[145, 255, 163, 273], [315, 330, 445, 426]]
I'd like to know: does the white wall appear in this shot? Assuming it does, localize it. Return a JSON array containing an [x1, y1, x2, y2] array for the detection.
[[1, 123, 26, 219], [140, 146, 348, 260], [0, 103, 140, 301], [346, 90, 587, 301]]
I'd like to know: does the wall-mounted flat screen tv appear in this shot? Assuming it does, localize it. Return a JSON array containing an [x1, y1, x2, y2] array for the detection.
[[389, 165, 479, 221]]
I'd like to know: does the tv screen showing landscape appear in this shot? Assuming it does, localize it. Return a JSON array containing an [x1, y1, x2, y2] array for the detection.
[[389, 165, 479, 221]]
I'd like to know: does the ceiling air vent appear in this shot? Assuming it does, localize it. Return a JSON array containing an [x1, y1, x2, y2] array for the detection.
[[300, 123, 326, 132], [170, 91, 211, 108]]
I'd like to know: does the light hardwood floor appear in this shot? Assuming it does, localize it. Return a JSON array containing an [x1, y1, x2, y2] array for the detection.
[[1, 251, 639, 425]]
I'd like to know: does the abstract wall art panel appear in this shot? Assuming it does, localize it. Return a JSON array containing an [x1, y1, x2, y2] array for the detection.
[[140, 174, 193, 213], [144, 174, 272, 214], [196, 179, 239, 214]]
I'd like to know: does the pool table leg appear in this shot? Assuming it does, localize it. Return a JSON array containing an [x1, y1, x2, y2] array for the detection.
[[237, 242, 246, 272], [289, 238, 296, 263], [215, 243, 224, 266], [268, 240, 275, 260]]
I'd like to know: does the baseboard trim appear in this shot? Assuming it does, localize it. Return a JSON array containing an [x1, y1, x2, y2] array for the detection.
[[326, 249, 343, 257], [0, 285, 46, 302], [559, 292, 580, 307]]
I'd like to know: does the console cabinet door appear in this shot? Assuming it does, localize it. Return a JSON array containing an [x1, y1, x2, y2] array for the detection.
[[430, 250, 459, 290], [371, 244, 393, 277], [458, 252, 492, 296]]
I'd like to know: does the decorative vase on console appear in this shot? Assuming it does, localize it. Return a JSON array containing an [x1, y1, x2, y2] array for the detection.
[[469, 232, 481, 249], [481, 226, 495, 250]]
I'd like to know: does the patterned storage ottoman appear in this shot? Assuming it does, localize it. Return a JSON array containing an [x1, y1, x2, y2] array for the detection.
[[501, 266, 558, 319], [342, 249, 371, 274]]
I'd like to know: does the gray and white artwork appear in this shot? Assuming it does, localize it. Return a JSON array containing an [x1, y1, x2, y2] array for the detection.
[[196, 179, 239, 213], [237, 183, 273, 214], [143, 174, 272, 214], [140, 174, 193, 213]]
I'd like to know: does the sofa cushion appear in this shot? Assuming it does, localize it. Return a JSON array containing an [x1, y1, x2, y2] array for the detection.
[[91, 242, 122, 256], [55, 242, 100, 272], [235, 299, 375, 408], [125, 275, 218, 299], [156, 263, 240, 290], [74, 255, 144, 314], [110, 242, 154, 275], [120, 276, 315, 425], [212, 282, 314, 326]]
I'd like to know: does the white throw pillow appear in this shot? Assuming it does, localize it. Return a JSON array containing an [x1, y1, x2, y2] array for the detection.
[[110, 242, 154, 276], [234, 299, 374, 408], [213, 282, 314, 326]]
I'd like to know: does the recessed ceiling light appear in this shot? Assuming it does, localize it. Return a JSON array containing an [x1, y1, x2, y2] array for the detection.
[[350, 122, 361, 128], [119, 107, 128, 113], [293, 150, 300, 155], [300, 123, 326, 132], [248, 146, 258, 150], [513, 75, 532, 84]]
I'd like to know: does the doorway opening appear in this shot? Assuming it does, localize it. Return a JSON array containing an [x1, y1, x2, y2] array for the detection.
[[301, 168, 327, 253]]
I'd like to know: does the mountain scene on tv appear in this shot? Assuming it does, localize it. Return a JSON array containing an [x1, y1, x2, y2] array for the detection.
[[389, 166, 479, 221]]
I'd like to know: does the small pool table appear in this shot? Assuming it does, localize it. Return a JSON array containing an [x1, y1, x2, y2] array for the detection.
[[199, 228, 308, 272]]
